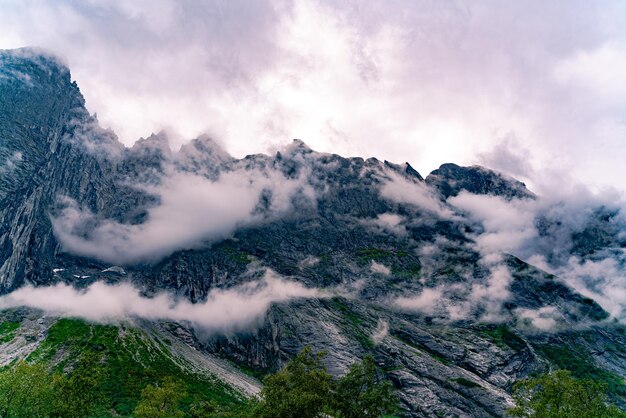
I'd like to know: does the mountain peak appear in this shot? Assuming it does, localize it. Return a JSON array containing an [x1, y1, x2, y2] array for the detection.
[[285, 139, 313, 155], [426, 163, 535, 200], [0, 47, 69, 74]]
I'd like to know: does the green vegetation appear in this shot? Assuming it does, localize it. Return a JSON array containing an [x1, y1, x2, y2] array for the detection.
[[0, 320, 19, 343], [327, 298, 374, 349], [0, 320, 397, 417], [133, 377, 186, 418], [22, 318, 247, 416], [478, 324, 526, 351], [355, 247, 421, 280], [329, 354, 397, 418], [0, 362, 55, 417], [508, 370, 626, 417], [535, 344, 626, 398], [253, 347, 331, 418], [356, 248, 396, 263], [253, 347, 397, 418], [390, 265, 421, 279], [450, 377, 481, 388]]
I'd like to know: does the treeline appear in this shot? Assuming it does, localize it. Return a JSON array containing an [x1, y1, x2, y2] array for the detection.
[[0, 353, 110, 417], [509, 369, 626, 418], [132, 348, 397, 417], [0, 347, 397, 417], [2, 346, 626, 417]]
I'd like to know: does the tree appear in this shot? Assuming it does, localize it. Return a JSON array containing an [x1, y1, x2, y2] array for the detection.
[[133, 377, 187, 418], [189, 400, 219, 417], [253, 347, 397, 418], [52, 352, 106, 418], [0, 361, 55, 418], [508, 370, 626, 418], [331, 355, 397, 418], [253, 347, 332, 418]]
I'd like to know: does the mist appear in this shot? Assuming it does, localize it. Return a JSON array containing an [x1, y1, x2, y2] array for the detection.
[[51, 150, 315, 265], [1, 1, 625, 193], [393, 182, 626, 328], [0, 269, 320, 332]]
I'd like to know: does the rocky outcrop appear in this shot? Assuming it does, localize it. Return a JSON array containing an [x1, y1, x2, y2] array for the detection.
[[425, 163, 535, 200], [2, 48, 626, 417]]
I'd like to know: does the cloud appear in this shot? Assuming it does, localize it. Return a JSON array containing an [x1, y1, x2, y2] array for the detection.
[[62, 115, 124, 158], [380, 171, 455, 218], [362, 213, 407, 236], [1, 1, 625, 193], [515, 306, 562, 331], [444, 185, 626, 323], [51, 164, 315, 264], [448, 192, 537, 255], [298, 255, 320, 269], [395, 287, 443, 315], [0, 151, 22, 174], [370, 261, 391, 276], [469, 261, 512, 322], [371, 319, 389, 344], [554, 255, 626, 320], [0, 269, 320, 332], [477, 134, 534, 180]]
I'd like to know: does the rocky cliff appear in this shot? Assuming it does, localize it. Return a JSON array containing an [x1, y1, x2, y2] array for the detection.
[[1, 48, 625, 417]]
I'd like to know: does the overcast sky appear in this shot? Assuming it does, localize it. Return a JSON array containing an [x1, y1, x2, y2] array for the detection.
[[1, 0, 625, 193]]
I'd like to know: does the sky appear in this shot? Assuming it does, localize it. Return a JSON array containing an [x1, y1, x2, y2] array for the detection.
[[0, 0, 625, 193]]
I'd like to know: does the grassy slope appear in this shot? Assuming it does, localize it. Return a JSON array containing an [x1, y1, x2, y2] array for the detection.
[[17, 318, 251, 416]]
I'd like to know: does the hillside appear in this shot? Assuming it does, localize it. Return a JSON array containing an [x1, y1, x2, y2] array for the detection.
[[1, 47, 626, 417]]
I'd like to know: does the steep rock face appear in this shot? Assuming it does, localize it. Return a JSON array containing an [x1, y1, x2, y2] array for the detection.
[[425, 163, 535, 200], [0, 48, 122, 289], [2, 48, 626, 417]]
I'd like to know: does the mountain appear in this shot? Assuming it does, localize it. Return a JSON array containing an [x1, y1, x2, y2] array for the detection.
[[1, 47, 626, 417]]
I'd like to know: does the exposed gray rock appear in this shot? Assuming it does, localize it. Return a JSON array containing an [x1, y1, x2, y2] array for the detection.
[[1, 47, 626, 417], [426, 163, 535, 200]]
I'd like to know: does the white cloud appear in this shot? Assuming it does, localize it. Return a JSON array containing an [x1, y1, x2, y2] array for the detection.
[[477, 134, 534, 180], [0, 151, 22, 172], [371, 319, 389, 345], [395, 287, 443, 314], [380, 171, 455, 218], [554, 42, 626, 103], [1, 1, 625, 193], [555, 255, 626, 319], [448, 192, 537, 255], [470, 262, 512, 323], [51, 165, 315, 264], [299, 255, 320, 268], [370, 261, 391, 276], [364, 213, 407, 236], [515, 306, 561, 331], [0, 269, 320, 332]]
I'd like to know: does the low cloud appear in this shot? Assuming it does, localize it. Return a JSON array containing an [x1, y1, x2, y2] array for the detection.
[[448, 192, 537, 255], [393, 180, 625, 326], [62, 116, 125, 159], [554, 255, 626, 320], [445, 186, 626, 324], [379, 171, 455, 219], [393, 261, 513, 323], [469, 261, 513, 323], [51, 164, 315, 265], [395, 287, 443, 315], [515, 306, 562, 331], [370, 261, 391, 276], [298, 255, 320, 269], [477, 134, 534, 180], [362, 213, 407, 236], [0, 269, 320, 332], [371, 319, 389, 345], [0, 151, 22, 174]]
